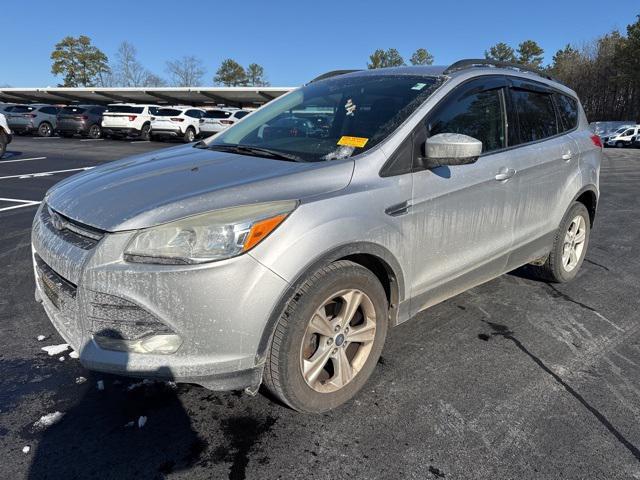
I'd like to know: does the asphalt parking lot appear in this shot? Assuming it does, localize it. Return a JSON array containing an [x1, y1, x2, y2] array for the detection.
[[1, 137, 639, 480]]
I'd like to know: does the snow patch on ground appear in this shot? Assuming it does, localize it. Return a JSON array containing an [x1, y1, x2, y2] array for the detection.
[[58, 356, 65, 362], [33, 411, 65, 430], [41, 344, 69, 356], [96, 380, 104, 391], [69, 350, 79, 359], [138, 416, 147, 428], [75, 376, 87, 384], [36, 335, 46, 341], [22, 446, 30, 454]]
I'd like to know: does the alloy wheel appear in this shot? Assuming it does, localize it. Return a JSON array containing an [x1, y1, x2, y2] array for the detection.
[[562, 215, 586, 272], [300, 289, 377, 393]]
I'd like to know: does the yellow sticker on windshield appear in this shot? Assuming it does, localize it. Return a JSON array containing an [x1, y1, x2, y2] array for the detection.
[[337, 136, 369, 148]]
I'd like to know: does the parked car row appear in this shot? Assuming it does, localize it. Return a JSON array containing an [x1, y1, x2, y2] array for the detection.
[[594, 122, 640, 148], [0, 102, 251, 143]]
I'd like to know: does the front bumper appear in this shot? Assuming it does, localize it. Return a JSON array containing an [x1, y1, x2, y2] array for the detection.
[[31, 204, 290, 390]]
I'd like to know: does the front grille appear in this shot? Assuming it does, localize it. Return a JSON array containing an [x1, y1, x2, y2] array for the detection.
[[88, 292, 173, 341], [35, 254, 77, 310], [41, 206, 104, 250]]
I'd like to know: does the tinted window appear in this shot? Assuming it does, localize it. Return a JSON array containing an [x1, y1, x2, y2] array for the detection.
[[511, 89, 558, 143], [427, 89, 505, 153], [148, 107, 159, 115], [555, 94, 578, 131], [11, 105, 36, 113], [40, 106, 59, 115], [106, 105, 144, 114], [623, 129, 635, 136], [155, 108, 182, 117], [90, 107, 106, 114], [61, 106, 87, 114], [234, 111, 249, 119], [185, 110, 203, 118], [204, 110, 232, 119]]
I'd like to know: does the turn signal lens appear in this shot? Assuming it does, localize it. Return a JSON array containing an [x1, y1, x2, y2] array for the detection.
[[243, 214, 288, 252]]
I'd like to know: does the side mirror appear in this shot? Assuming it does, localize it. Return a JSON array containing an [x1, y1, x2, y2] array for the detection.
[[422, 133, 483, 169]]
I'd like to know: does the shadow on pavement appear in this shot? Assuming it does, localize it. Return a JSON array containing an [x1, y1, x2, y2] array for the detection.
[[27, 340, 205, 480]]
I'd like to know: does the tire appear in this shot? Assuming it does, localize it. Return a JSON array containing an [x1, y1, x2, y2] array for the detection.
[[0, 132, 6, 158], [140, 123, 151, 141], [37, 122, 53, 137], [530, 202, 590, 283], [263, 260, 389, 413], [616, 141, 624, 148], [87, 124, 102, 139], [183, 127, 196, 143]]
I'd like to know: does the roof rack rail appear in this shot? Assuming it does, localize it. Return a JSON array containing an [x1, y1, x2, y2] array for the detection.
[[308, 70, 362, 84], [443, 59, 558, 82]]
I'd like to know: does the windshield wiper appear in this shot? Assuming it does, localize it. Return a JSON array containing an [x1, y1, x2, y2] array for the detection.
[[200, 143, 303, 162]]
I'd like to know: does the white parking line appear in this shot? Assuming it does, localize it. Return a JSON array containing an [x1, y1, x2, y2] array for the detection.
[[0, 197, 41, 212], [31, 137, 61, 140], [130, 140, 150, 144], [0, 156, 47, 164], [0, 166, 94, 180], [80, 139, 104, 142]]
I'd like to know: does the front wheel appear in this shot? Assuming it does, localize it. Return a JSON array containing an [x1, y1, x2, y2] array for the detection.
[[263, 260, 388, 413], [531, 202, 590, 283], [616, 141, 624, 148]]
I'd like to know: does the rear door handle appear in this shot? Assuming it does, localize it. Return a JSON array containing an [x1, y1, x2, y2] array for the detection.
[[562, 152, 573, 161], [494, 168, 516, 181]]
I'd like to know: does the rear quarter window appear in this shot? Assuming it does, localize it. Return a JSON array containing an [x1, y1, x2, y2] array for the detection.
[[554, 94, 579, 132], [511, 89, 558, 143]]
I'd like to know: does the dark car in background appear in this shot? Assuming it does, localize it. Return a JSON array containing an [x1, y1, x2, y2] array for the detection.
[[56, 105, 107, 139]]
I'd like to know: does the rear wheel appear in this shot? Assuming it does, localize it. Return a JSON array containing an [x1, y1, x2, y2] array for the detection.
[[183, 127, 196, 143], [87, 124, 102, 139], [530, 202, 590, 283], [0, 131, 7, 158], [140, 123, 151, 141], [38, 122, 53, 137], [263, 260, 388, 413]]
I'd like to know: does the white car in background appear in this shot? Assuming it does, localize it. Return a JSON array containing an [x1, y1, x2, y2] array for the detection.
[[0, 112, 12, 157], [199, 109, 251, 136], [102, 104, 160, 140], [150, 107, 204, 143], [605, 125, 640, 148]]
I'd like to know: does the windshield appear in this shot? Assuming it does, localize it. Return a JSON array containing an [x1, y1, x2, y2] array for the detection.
[[206, 74, 441, 162]]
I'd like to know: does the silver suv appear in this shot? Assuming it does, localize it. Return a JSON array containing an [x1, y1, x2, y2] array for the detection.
[[7, 104, 60, 137], [32, 60, 602, 412]]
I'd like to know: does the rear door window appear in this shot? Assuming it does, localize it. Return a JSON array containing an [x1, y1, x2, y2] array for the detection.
[[511, 89, 558, 143]]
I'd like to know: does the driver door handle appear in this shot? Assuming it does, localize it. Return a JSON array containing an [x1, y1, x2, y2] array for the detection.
[[495, 168, 516, 181]]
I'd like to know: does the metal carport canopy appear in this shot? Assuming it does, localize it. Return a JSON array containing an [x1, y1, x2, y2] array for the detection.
[[0, 86, 296, 108]]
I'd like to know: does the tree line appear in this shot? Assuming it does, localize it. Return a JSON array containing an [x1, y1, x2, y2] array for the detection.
[[49, 37, 269, 88], [45, 14, 640, 121]]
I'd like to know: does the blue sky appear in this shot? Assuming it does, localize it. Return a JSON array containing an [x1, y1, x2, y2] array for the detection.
[[1, 0, 635, 87]]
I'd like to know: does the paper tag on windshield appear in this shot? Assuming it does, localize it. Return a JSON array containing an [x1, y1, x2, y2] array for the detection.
[[337, 136, 369, 148], [412, 83, 427, 90]]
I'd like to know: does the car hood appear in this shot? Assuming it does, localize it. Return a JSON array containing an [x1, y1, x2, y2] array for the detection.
[[46, 144, 355, 231]]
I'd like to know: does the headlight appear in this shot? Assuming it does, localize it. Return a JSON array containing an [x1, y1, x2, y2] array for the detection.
[[124, 200, 297, 264]]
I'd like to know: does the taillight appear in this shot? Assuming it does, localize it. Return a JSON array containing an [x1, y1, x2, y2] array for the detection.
[[128, 115, 137, 121], [24, 113, 37, 118], [170, 117, 184, 122], [76, 115, 88, 120], [220, 120, 234, 125], [590, 134, 603, 148]]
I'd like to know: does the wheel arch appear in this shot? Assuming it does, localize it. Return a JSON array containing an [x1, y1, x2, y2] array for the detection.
[[572, 185, 598, 226], [255, 242, 405, 362]]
